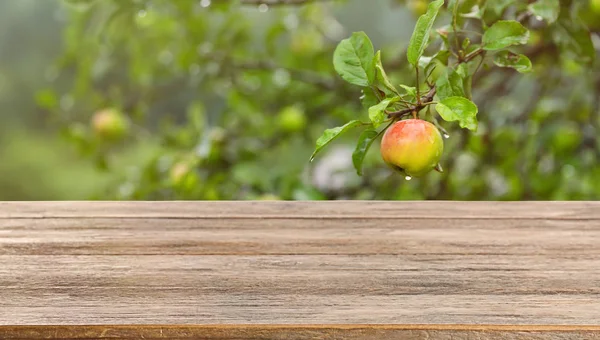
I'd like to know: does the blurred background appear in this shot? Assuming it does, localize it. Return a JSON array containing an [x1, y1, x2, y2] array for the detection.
[[0, 0, 598, 201]]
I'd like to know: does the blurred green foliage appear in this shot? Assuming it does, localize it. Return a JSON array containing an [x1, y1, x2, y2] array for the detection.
[[1, 0, 599, 200]]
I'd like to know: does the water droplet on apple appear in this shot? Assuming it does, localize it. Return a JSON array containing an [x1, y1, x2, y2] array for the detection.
[[405, 176, 412, 181]]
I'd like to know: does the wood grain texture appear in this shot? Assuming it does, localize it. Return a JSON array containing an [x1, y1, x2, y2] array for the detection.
[[0, 201, 598, 219], [3, 325, 600, 340], [1, 201, 600, 339]]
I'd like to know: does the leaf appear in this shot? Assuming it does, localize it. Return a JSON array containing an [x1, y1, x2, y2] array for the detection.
[[437, 25, 451, 49], [421, 50, 450, 80], [462, 37, 471, 50], [485, 0, 515, 17], [460, 4, 485, 19], [528, 0, 560, 24], [407, 0, 445, 66], [455, 63, 469, 78], [459, 63, 473, 99], [352, 129, 378, 176], [399, 85, 417, 99], [418, 55, 434, 69], [310, 120, 364, 162], [435, 68, 465, 100], [552, 15, 595, 65], [482, 20, 529, 51], [373, 50, 398, 96], [435, 96, 478, 131], [493, 51, 533, 73], [360, 88, 379, 110], [333, 31, 375, 86], [368, 97, 399, 128]]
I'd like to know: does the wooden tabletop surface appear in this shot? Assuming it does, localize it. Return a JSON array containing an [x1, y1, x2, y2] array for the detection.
[[1, 201, 600, 339]]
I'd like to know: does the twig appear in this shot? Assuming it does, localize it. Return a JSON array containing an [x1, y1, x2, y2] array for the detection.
[[387, 87, 437, 119], [240, 0, 334, 5], [415, 65, 421, 105], [234, 59, 336, 90], [387, 48, 484, 119]]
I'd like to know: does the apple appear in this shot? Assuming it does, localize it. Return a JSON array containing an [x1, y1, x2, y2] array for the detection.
[[277, 105, 307, 132], [529, 30, 542, 47], [169, 161, 197, 187], [591, 0, 600, 14], [257, 193, 281, 200], [407, 0, 428, 17], [91, 108, 129, 140], [380, 119, 444, 177], [290, 29, 325, 55], [580, 1, 600, 29]]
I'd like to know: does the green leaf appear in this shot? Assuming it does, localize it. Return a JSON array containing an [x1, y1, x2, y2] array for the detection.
[[399, 85, 417, 99], [462, 37, 471, 50], [485, 0, 514, 17], [368, 97, 399, 128], [407, 0, 445, 66], [352, 129, 378, 176], [493, 51, 533, 73], [435, 96, 478, 131], [373, 50, 398, 96], [528, 0, 560, 24], [482, 20, 529, 50], [437, 25, 451, 49], [458, 63, 473, 99], [552, 15, 596, 65], [435, 68, 465, 100], [310, 120, 364, 162], [460, 4, 485, 19], [422, 50, 450, 80], [333, 31, 375, 86], [360, 88, 379, 109], [455, 63, 469, 78]]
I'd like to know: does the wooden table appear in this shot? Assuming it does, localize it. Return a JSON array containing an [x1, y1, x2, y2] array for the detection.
[[1, 201, 600, 339]]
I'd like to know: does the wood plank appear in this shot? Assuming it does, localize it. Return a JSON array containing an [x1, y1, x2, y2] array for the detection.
[[1, 217, 599, 255], [2, 254, 600, 325], [1, 201, 599, 339], [0, 201, 598, 219], [2, 325, 600, 340]]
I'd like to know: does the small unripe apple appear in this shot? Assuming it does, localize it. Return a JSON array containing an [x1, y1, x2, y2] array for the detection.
[[380, 119, 444, 177], [169, 161, 199, 188], [277, 105, 307, 132], [591, 0, 600, 14], [257, 193, 281, 200], [91, 108, 129, 140], [290, 29, 325, 55], [170, 162, 190, 184], [580, 1, 600, 29], [529, 30, 542, 46], [407, 0, 428, 17]]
